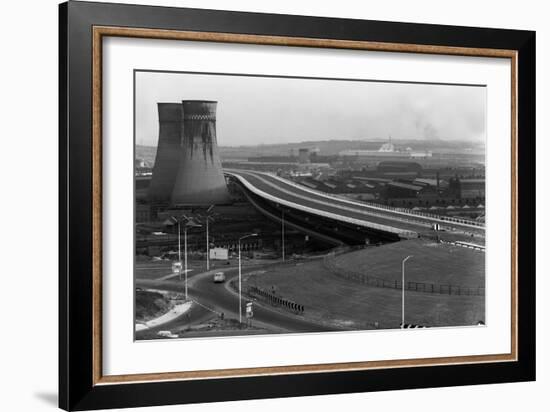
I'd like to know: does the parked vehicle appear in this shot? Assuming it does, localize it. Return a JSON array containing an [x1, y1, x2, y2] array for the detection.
[[157, 330, 178, 338]]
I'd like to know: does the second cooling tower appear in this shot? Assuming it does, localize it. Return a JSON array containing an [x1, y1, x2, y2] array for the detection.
[[170, 100, 230, 206], [148, 103, 183, 202]]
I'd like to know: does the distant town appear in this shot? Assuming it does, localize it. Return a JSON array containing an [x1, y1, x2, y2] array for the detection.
[[136, 137, 485, 223]]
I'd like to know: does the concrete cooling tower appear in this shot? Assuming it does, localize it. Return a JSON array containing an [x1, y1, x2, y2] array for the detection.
[[148, 103, 183, 202], [170, 100, 230, 206]]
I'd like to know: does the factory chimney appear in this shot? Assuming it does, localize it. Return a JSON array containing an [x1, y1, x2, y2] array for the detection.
[[171, 100, 230, 206], [148, 103, 183, 202]]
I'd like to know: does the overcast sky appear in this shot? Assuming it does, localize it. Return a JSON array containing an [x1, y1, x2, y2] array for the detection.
[[135, 71, 486, 147]]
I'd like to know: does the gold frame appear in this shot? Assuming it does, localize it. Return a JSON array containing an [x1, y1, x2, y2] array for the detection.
[[92, 26, 518, 386]]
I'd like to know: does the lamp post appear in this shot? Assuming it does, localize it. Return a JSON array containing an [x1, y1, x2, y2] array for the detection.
[[401, 255, 413, 328], [195, 205, 216, 271], [206, 215, 210, 270], [166, 216, 183, 281], [239, 233, 258, 324], [177, 220, 181, 281], [183, 218, 202, 299], [205, 205, 214, 271], [184, 224, 188, 297], [281, 210, 285, 262], [169, 215, 201, 299]]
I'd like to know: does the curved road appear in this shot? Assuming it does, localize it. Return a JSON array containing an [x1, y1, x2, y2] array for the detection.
[[136, 265, 339, 336]]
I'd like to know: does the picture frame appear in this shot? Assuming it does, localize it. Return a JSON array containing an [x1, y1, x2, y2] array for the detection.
[[59, 1, 535, 410]]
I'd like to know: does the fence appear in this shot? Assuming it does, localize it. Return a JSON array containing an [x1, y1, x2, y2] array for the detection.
[[247, 285, 305, 314], [323, 254, 485, 296], [324, 192, 486, 229], [358, 199, 486, 228], [440, 239, 485, 252]]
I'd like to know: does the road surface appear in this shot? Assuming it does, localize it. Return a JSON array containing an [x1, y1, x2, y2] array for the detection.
[[136, 265, 339, 338], [226, 169, 485, 237]]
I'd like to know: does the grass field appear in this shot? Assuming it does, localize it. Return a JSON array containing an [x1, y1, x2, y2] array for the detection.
[[332, 239, 485, 287], [245, 240, 485, 329]]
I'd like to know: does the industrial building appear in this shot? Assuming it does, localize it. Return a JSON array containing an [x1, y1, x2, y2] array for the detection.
[[458, 178, 486, 199]]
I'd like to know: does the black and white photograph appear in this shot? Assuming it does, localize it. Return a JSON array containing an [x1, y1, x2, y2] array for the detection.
[[0, 0, 541, 410], [134, 70, 487, 340]]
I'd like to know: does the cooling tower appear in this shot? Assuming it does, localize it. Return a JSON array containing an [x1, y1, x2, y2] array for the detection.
[[170, 100, 230, 206], [148, 103, 183, 202]]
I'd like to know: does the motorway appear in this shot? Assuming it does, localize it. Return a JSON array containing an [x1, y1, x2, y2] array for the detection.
[[135, 264, 337, 338], [226, 169, 485, 238]]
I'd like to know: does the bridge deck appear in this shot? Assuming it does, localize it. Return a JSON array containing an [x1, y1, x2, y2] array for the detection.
[[226, 170, 485, 238]]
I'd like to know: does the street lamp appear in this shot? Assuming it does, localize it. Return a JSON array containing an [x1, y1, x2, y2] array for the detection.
[[183, 218, 202, 299], [238, 233, 258, 324], [195, 205, 216, 271], [164, 216, 183, 281], [281, 209, 285, 262], [401, 255, 413, 329], [204, 205, 215, 271], [168, 215, 202, 299]]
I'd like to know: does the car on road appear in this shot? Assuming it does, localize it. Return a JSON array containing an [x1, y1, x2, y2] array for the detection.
[[157, 330, 178, 338], [213, 272, 226, 283]]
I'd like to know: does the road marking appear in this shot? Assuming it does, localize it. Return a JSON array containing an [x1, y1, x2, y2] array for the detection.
[[157, 269, 193, 281], [189, 298, 220, 316], [262, 171, 485, 230], [135, 301, 193, 331], [228, 171, 415, 236]]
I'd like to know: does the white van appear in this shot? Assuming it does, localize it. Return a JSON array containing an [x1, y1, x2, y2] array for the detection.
[[213, 272, 226, 283]]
